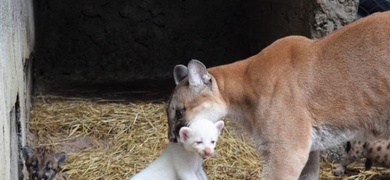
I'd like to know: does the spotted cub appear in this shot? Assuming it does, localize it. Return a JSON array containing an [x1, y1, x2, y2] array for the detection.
[[333, 139, 390, 176], [22, 145, 68, 180]]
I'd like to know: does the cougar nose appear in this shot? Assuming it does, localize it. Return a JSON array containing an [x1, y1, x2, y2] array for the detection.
[[36, 171, 45, 180]]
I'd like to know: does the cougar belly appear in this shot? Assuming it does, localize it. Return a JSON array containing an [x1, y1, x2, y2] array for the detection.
[[310, 124, 361, 151]]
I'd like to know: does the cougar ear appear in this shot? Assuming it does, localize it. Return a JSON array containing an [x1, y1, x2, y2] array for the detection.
[[55, 152, 67, 167], [187, 59, 211, 87], [173, 65, 188, 85], [22, 146, 34, 161]]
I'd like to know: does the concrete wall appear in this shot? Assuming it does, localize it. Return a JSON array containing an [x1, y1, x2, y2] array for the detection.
[[310, 0, 359, 39], [33, 0, 358, 85], [0, 0, 34, 179], [34, 0, 269, 84]]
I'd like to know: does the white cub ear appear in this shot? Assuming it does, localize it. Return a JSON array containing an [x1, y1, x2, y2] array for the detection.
[[215, 120, 225, 134], [187, 59, 211, 87], [179, 127, 192, 142], [173, 64, 188, 85]]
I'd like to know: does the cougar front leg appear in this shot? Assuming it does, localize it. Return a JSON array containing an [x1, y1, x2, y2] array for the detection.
[[259, 141, 312, 180], [299, 151, 320, 180], [258, 109, 313, 179], [261, 146, 309, 180]]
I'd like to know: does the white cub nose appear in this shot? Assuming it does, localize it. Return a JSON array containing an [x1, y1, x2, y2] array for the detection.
[[202, 147, 214, 158]]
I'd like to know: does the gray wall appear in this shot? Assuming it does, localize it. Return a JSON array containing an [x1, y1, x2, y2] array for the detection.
[[34, 0, 359, 84], [0, 0, 34, 179]]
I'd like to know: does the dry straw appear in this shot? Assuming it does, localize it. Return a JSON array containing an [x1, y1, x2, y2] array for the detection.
[[28, 96, 389, 180]]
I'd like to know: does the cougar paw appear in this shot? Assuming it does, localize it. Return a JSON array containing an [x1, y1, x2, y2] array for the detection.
[[332, 166, 345, 176]]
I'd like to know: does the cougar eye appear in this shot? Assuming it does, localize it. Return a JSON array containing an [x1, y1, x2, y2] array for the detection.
[[176, 109, 184, 119], [31, 163, 38, 171], [45, 166, 51, 172]]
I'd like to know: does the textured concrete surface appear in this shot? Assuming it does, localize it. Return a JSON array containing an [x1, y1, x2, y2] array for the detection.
[[310, 0, 359, 39], [0, 0, 34, 179], [35, 0, 358, 84]]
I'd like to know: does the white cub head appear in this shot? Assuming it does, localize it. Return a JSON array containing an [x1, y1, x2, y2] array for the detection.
[[178, 119, 224, 158]]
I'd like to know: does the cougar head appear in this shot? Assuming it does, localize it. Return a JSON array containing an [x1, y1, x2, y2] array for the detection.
[[167, 60, 227, 142]]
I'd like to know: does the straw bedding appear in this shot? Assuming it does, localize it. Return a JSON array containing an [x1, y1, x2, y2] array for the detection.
[[28, 96, 390, 180]]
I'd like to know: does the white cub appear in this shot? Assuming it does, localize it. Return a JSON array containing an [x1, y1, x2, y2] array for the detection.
[[131, 119, 224, 180]]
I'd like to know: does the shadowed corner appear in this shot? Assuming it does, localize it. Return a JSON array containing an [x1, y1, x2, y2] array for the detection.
[[171, 122, 187, 143]]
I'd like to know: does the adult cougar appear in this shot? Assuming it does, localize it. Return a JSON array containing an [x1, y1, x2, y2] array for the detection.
[[166, 12, 390, 180]]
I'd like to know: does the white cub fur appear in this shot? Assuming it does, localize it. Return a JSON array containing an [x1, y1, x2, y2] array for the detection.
[[131, 119, 224, 180]]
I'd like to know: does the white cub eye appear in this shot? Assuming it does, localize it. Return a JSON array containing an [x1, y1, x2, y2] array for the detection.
[[196, 141, 203, 145], [211, 140, 215, 144]]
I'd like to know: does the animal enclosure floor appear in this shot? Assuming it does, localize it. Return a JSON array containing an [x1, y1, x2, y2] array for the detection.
[[27, 84, 390, 180]]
